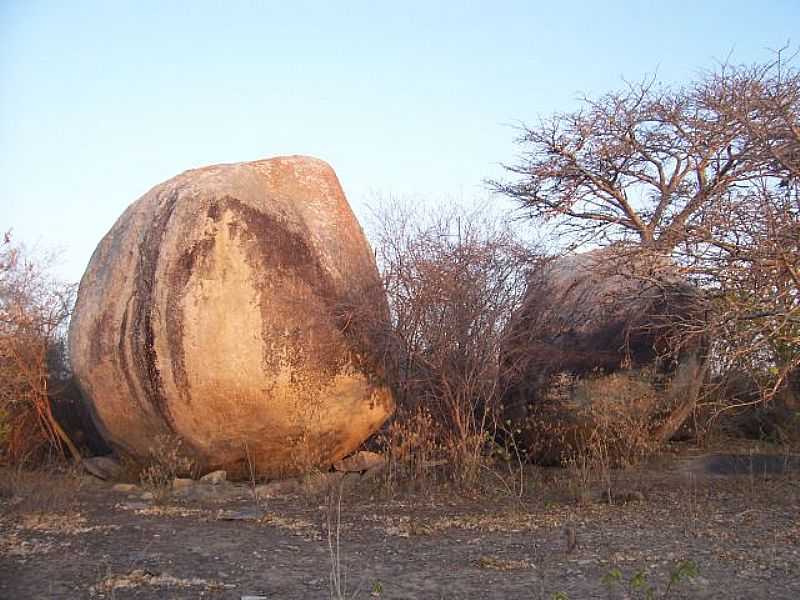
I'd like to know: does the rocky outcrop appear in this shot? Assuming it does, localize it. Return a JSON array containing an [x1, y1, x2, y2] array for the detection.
[[500, 247, 707, 464], [70, 156, 394, 478]]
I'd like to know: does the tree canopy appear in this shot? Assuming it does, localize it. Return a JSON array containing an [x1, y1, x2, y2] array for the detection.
[[492, 53, 799, 400]]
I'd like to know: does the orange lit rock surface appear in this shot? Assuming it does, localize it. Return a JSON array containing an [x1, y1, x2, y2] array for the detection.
[[70, 156, 394, 477]]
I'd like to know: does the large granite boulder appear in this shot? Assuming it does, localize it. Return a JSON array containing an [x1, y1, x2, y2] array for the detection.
[[70, 156, 394, 478], [500, 248, 707, 464]]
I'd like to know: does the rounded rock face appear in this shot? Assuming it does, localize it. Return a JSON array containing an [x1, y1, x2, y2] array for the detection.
[[70, 156, 394, 477], [500, 248, 707, 464]]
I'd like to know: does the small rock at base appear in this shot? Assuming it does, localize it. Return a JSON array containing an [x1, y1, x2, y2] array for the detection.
[[111, 483, 138, 493], [254, 479, 300, 499], [218, 508, 262, 521], [333, 450, 385, 472], [172, 478, 194, 490], [599, 489, 646, 504], [362, 463, 386, 481], [200, 470, 227, 485], [82, 456, 123, 481]]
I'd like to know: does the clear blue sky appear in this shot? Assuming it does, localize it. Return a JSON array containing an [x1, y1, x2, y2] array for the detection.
[[2, 0, 798, 282]]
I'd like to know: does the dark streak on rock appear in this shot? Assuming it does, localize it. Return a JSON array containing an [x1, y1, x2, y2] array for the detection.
[[210, 197, 344, 380], [87, 311, 109, 368], [116, 296, 144, 413], [165, 204, 217, 404], [128, 189, 182, 431]]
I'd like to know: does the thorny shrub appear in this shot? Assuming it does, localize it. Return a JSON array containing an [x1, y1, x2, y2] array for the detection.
[[492, 54, 800, 435], [0, 232, 80, 465], [139, 434, 196, 502], [524, 371, 663, 502], [376, 406, 442, 493], [368, 199, 535, 489]]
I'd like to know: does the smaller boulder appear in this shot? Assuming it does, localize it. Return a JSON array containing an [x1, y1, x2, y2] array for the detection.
[[217, 508, 262, 521], [200, 470, 227, 485], [172, 478, 194, 490], [333, 451, 385, 472], [362, 463, 386, 481], [111, 483, 138, 493], [599, 489, 646, 504], [255, 479, 301, 499], [82, 456, 122, 481]]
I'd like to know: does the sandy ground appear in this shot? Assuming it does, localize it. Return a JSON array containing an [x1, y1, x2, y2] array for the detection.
[[1, 449, 799, 600]]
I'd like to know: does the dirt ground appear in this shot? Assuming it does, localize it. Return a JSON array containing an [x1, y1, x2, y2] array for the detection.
[[1, 447, 799, 600]]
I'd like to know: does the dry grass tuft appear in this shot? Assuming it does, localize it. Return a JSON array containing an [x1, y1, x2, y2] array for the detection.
[[0, 464, 84, 515], [139, 434, 196, 503]]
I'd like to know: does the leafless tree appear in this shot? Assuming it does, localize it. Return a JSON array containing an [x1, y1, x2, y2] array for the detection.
[[687, 54, 800, 404], [368, 199, 536, 483], [0, 232, 81, 463], [491, 53, 799, 410]]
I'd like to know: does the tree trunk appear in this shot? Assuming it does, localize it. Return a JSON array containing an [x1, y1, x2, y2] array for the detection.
[[653, 355, 708, 443]]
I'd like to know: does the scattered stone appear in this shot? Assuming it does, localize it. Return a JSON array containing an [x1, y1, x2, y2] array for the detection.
[[140, 491, 155, 501], [116, 501, 150, 511], [255, 479, 301, 499], [362, 463, 387, 481], [112, 483, 138, 493], [476, 555, 533, 571], [599, 490, 646, 504], [301, 471, 346, 494], [333, 451, 385, 472], [217, 508, 263, 522], [681, 453, 800, 477], [201, 470, 227, 485], [82, 456, 123, 481]]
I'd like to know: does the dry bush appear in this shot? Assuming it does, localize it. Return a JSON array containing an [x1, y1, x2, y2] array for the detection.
[[492, 52, 800, 434], [368, 199, 535, 489], [0, 463, 84, 515], [527, 370, 661, 502], [553, 373, 663, 503], [567, 372, 659, 465], [0, 233, 80, 465], [500, 246, 709, 468], [139, 434, 196, 502], [696, 370, 800, 446], [376, 406, 442, 493]]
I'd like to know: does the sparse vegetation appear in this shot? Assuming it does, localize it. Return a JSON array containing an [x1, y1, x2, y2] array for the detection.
[[602, 559, 700, 599], [368, 200, 535, 491], [2, 46, 799, 600], [0, 462, 84, 516], [326, 483, 352, 600], [0, 233, 80, 465], [139, 434, 196, 503], [491, 53, 799, 434]]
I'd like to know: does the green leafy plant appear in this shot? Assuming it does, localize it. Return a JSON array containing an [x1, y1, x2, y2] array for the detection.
[[664, 560, 700, 597], [602, 560, 699, 599]]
